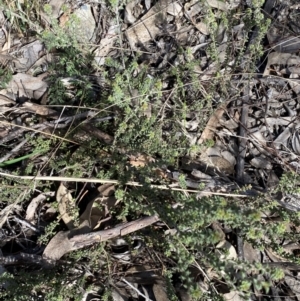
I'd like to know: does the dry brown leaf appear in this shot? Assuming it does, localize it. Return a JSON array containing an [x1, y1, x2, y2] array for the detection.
[[79, 199, 104, 231], [89, 208, 107, 230], [0, 94, 14, 106], [125, 0, 172, 50], [11, 40, 45, 73], [44, 207, 57, 221], [197, 103, 236, 174], [73, 4, 96, 43], [124, 0, 140, 24], [152, 284, 170, 301], [216, 240, 237, 260], [92, 196, 118, 230], [289, 75, 300, 95], [250, 157, 272, 170], [0, 53, 13, 65], [184, 0, 202, 18], [129, 154, 155, 167], [211, 222, 225, 242], [202, 155, 235, 175], [27, 53, 53, 77], [98, 183, 115, 196], [111, 288, 128, 301], [223, 291, 244, 301], [94, 22, 119, 65], [265, 248, 290, 263], [78, 199, 93, 231], [0, 93, 57, 117], [0, 129, 9, 138], [263, 52, 300, 76], [154, 168, 169, 179], [243, 241, 261, 263], [205, 0, 228, 11], [22, 102, 58, 117], [58, 13, 70, 27], [41, 0, 66, 24], [198, 103, 226, 144], [194, 22, 209, 35], [176, 287, 192, 301], [273, 36, 300, 53], [25, 192, 55, 223], [57, 183, 76, 230], [81, 123, 114, 144], [79, 184, 117, 230], [125, 265, 163, 284], [1, 27, 11, 52], [0, 203, 21, 229], [167, 2, 182, 16], [221, 150, 236, 166], [285, 275, 300, 296], [43, 230, 74, 260], [4, 73, 48, 100]]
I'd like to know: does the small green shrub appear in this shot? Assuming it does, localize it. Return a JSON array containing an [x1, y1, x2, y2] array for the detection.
[[2, 0, 295, 300]]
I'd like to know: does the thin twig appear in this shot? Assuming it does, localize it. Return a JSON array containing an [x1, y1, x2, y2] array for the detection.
[[0, 172, 249, 197], [236, 83, 250, 183], [0, 121, 77, 144]]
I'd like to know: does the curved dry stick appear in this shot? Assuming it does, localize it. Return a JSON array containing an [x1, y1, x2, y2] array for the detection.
[[70, 215, 159, 248], [42, 215, 160, 261]]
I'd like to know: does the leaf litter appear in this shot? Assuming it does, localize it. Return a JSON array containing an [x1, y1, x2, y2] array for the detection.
[[1, 0, 300, 300]]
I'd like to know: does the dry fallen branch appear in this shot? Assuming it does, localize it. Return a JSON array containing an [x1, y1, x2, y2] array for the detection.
[[0, 216, 160, 266], [42, 215, 160, 260], [69, 215, 160, 248]]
